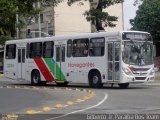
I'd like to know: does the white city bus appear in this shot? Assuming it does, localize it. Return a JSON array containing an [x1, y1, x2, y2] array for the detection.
[[4, 31, 155, 88]]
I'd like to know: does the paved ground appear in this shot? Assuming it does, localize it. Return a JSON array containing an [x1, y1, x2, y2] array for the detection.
[[0, 73, 160, 120]]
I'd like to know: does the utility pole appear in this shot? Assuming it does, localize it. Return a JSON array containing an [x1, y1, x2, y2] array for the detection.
[[122, 1, 124, 30], [16, 6, 19, 39], [52, 7, 55, 36], [38, 0, 41, 37]]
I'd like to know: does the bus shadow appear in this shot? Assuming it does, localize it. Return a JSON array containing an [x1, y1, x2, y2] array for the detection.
[[11, 82, 151, 90]]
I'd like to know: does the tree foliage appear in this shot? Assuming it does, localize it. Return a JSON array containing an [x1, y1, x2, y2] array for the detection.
[[130, 0, 160, 56], [68, 0, 123, 31], [0, 0, 60, 44], [133, 0, 143, 6]]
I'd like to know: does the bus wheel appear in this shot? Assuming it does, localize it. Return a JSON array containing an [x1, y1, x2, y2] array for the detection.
[[118, 83, 129, 89], [31, 70, 41, 85], [89, 71, 103, 88]]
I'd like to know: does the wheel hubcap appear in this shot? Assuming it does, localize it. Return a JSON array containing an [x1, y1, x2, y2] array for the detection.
[[33, 74, 38, 83], [93, 76, 98, 84]]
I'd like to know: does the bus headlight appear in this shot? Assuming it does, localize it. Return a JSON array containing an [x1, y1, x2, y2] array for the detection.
[[122, 67, 132, 75], [149, 70, 155, 75]]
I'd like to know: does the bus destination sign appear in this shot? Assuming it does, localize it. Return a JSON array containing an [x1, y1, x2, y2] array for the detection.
[[122, 32, 152, 41]]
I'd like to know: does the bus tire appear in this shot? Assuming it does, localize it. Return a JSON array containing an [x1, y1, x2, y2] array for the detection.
[[89, 71, 103, 88], [31, 70, 41, 86], [118, 83, 129, 89]]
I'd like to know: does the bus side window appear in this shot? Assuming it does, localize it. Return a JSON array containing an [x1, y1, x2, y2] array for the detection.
[[26, 43, 29, 59], [5, 44, 16, 59], [43, 41, 54, 58], [89, 38, 105, 56], [29, 42, 42, 58], [72, 38, 89, 57], [67, 40, 72, 57]]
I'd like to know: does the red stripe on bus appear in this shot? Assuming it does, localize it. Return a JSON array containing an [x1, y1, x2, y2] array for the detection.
[[34, 58, 54, 82], [128, 66, 134, 74]]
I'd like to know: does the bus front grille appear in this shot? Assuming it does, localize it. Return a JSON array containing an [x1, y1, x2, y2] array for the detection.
[[135, 77, 146, 80]]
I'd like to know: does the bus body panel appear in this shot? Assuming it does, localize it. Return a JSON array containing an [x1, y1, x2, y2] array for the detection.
[[3, 31, 155, 87], [66, 56, 107, 84]]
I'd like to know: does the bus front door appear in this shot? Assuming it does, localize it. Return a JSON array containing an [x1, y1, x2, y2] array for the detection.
[[55, 45, 66, 81], [107, 42, 120, 82], [17, 48, 25, 80]]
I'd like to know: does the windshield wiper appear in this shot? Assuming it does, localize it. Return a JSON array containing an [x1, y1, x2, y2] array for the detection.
[[129, 40, 140, 53]]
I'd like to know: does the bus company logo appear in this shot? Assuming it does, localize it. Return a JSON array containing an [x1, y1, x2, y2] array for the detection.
[[139, 72, 142, 75], [68, 63, 95, 68], [7, 64, 14, 68], [139, 72, 144, 75]]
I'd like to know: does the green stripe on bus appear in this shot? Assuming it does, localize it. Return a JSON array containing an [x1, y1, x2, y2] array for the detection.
[[44, 58, 55, 75], [44, 58, 66, 81], [55, 63, 66, 80]]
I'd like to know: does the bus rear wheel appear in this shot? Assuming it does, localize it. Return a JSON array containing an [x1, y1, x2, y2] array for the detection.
[[118, 83, 129, 89], [31, 70, 43, 86], [89, 71, 103, 88]]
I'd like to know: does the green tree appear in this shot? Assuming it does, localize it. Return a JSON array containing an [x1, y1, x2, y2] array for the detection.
[[0, 0, 60, 44], [0, 0, 40, 40], [130, 0, 160, 56], [133, 0, 143, 6], [68, 0, 123, 32]]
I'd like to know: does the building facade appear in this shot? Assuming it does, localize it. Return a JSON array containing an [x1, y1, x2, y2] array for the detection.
[[21, 0, 123, 38]]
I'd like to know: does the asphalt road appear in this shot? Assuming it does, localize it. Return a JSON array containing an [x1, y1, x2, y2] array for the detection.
[[0, 76, 160, 120]]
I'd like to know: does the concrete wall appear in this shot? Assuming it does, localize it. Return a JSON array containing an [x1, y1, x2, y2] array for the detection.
[[104, 3, 123, 32], [54, 0, 123, 36], [54, 0, 90, 36], [22, 1, 123, 38]]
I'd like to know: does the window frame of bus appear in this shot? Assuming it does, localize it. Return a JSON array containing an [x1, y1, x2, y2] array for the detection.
[[67, 39, 72, 57], [72, 38, 89, 57], [43, 41, 54, 58], [89, 37, 105, 56], [26, 43, 29, 59], [5, 44, 16, 59], [29, 42, 42, 58]]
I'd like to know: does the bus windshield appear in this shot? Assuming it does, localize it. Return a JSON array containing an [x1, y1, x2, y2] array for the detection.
[[122, 41, 153, 65]]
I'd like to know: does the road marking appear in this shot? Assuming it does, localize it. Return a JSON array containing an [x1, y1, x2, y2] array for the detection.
[[26, 110, 40, 114], [55, 104, 64, 108], [83, 96, 90, 100], [67, 101, 74, 106], [0, 85, 95, 114], [45, 93, 108, 120], [76, 98, 84, 103], [3, 114, 19, 120], [43, 107, 52, 112]]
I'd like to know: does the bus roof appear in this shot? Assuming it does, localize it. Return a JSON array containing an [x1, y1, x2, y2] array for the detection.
[[5, 31, 150, 44]]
